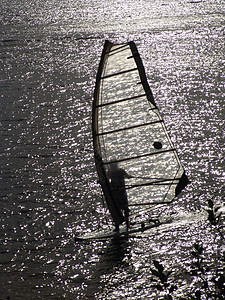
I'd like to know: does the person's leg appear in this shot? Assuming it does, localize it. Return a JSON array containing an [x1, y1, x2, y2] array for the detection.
[[125, 207, 130, 230], [114, 224, 119, 232]]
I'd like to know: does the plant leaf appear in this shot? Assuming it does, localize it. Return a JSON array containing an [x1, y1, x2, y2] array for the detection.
[[208, 199, 214, 208], [153, 260, 164, 273], [151, 268, 160, 277]]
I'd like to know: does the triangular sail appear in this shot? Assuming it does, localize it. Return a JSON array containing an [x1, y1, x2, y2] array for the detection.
[[93, 41, 188, 226]]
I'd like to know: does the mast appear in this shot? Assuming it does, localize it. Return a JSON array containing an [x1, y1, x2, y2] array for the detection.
[[93, 41, 125, 226]]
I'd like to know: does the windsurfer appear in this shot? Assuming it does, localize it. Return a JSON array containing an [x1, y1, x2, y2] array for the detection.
[[108, 163, 133, 232]]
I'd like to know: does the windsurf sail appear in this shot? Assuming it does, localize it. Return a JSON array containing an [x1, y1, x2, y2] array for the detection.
[[92, 40, 189, 226]]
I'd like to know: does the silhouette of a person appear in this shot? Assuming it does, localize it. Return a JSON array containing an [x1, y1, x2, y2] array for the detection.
[[108, 163, 133, 231]]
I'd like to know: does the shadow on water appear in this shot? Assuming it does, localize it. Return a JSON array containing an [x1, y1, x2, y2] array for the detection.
[[84, 237, 130, 299]]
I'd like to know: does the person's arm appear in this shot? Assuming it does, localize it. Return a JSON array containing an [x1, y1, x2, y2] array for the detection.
[[122, 169, 133, 179]]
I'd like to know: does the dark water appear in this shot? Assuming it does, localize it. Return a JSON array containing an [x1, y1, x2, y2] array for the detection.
[[0, 0, 224, 299]]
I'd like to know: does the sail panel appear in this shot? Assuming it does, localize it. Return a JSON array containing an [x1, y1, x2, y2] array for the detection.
[[93, 41, 188, 224], [99, 70, 143, 106], [98, 96, 158, 134], [98, 122, 173, 161]]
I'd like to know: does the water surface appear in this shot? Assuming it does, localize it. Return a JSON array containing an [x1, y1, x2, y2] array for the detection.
[[0, 0, 224, 299]]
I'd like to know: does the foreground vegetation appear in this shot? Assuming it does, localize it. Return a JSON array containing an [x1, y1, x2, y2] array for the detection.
[[150, 199, 225, 299]]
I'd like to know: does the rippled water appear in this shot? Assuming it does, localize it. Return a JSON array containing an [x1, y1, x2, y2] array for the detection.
[[0, 0, 224, 299]]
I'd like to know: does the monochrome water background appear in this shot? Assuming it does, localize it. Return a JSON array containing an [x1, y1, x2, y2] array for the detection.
[[0, 0, 224, 298]]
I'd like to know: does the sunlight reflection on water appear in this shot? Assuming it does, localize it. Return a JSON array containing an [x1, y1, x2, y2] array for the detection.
[[0, 0, 224, 299]]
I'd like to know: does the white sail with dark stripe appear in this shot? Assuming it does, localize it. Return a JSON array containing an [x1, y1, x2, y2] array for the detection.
[[92, 41, 189, 227]]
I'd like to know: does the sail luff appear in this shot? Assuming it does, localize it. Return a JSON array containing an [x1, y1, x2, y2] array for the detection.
[[93, 41, 125, 226]]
